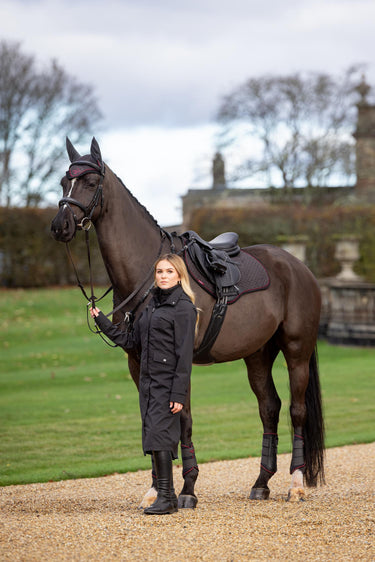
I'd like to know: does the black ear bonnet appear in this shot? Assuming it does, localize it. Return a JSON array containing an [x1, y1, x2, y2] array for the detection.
[[65, 137, 104, 179]]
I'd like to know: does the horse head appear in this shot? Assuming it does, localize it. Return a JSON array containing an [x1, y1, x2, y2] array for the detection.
[[51, 137, 105, 242]]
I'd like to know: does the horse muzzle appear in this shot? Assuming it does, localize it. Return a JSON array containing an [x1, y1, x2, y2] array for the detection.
[[51, 204, 78, 242]]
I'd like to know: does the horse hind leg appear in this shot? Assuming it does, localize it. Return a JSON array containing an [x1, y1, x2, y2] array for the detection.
[[285, 359, 310, 502], [286, 348, 325, 501], [284, 346, 325, 502], [245, 345, 281, 500], [288, 433, 306, 502]]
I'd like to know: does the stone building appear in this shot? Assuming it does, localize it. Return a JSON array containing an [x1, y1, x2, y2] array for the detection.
[[181, 77, 375, 231], [179, 79, 375, 345], [353, 77, 375, 195]]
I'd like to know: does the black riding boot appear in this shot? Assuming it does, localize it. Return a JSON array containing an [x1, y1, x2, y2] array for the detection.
[[144, 451, 178, 515]]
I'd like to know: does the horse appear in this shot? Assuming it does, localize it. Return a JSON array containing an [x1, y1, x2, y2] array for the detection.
[[51, 137, 325, 507]]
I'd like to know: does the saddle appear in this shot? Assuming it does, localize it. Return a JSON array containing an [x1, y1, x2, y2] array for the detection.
[[180, 230, 270, 364], [182, 230, 241, 300]]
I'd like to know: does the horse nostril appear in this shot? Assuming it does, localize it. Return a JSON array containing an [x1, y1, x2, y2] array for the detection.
[[63, 220, 69, 232]]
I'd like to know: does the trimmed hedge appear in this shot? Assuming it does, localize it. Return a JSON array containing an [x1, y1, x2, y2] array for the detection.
[[1, 201, 375, 287], [190, 202, 375, 282], [0, 207, 109, 287]]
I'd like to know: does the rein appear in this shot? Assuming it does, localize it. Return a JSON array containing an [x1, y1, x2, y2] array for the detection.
[[65, 224, 170, 346], [65, 230, 113, 308], [104, 231, 168, 320]]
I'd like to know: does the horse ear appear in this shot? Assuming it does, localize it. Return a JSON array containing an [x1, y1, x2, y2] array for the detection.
[[66, 137, 81, 163], [90, 137, 102, 167]]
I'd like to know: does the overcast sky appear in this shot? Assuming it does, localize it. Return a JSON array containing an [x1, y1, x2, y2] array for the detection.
[[1, 0, 374, 224]]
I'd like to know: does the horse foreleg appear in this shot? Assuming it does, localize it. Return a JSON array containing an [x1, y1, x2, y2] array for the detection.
[[139, 387, 199, 509], [245, 349, 281, 500], [138, 456, 158, 508], [127, 355, 158, 509], [179, 442, 199, 508], [178, 392, 199, 508], [250, 432, 279, 499]]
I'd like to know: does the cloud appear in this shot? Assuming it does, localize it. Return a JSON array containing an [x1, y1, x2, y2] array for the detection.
[[98, 124, 218, 226], [2, 0, 374, 130], [3, 0, 375, 225]]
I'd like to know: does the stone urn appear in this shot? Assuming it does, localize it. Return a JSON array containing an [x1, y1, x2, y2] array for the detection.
[[277, 235, 308, 263], [334, 236, 362, 282]]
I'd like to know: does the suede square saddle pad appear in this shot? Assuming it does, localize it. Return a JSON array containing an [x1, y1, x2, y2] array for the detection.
[[184, 248, 270, 304]]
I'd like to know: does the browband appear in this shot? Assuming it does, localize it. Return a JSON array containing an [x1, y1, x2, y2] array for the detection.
[[66, 159, 102, 179]]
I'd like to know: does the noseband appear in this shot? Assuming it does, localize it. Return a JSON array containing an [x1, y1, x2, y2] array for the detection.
[[58, 160, 105, 230]]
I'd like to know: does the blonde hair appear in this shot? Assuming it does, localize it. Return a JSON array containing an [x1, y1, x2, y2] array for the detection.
[[154, 253, 199, 332], [154, 253, 195, 303]]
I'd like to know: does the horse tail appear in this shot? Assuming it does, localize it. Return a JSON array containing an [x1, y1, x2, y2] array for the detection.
[[303, 346, 325, 486]]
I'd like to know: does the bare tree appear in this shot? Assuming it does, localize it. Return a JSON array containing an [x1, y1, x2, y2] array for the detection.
[[0, 40, 102, 207], [217, 67, 366, 189]]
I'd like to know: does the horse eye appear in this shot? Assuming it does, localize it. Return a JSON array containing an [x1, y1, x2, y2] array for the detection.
[[84, 176, 98, 189]]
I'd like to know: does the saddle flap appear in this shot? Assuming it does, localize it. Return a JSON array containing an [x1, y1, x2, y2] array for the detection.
[[183, 231, 241, 297]]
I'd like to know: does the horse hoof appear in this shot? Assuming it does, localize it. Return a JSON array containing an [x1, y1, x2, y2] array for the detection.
[[249, 487, 270, 500], [287, 487, 305, 502], [139, 487, 157, 509], [178, 494, 198, 509]]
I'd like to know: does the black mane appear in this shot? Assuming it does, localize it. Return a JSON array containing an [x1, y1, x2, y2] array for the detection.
[[114, 172, 162, 231]]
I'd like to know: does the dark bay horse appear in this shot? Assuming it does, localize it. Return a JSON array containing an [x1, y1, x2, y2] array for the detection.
[[51, 138, 324, 506]]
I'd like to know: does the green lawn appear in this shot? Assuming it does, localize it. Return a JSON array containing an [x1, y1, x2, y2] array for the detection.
[[1, 287, 374, 486]]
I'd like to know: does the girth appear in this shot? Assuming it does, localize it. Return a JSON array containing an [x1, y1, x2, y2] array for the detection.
[[193, 297, 228, 363]]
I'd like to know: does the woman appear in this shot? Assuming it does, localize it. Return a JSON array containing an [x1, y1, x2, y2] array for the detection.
[[90, 253, 197, 515]]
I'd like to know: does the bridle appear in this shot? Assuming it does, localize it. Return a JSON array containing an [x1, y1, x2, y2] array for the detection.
[[57, 159, 176, 345], [58, 159, 105, 231], [58, 158, 108, 321]]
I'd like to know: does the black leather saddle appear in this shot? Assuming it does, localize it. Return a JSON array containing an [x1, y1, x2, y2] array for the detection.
[[180, 230, 270, 364], [182, 230, 241, 299], [208, 231, 241, 256]]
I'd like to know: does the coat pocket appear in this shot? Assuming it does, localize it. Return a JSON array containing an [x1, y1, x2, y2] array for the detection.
[[152, 350, 176, 368]]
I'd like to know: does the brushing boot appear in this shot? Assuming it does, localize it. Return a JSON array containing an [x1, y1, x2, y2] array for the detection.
[[144, 451, 178, 515]]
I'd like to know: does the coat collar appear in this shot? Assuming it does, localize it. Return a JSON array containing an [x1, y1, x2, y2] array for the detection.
[[151, 284, 185, 307]]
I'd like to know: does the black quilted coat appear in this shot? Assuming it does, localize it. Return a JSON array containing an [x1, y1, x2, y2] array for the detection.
[[95, 284, 196, 458]]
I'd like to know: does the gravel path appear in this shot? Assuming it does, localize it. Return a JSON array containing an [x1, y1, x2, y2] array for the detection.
[[1, 443, 374, 561]]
